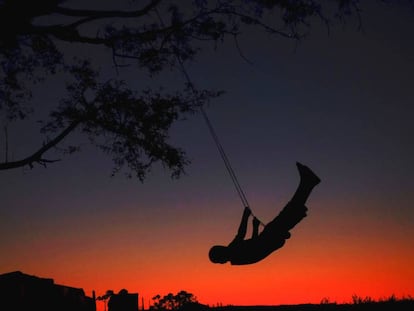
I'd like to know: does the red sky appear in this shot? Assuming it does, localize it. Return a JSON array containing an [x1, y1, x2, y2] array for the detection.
[[2, 191, 413, 311]]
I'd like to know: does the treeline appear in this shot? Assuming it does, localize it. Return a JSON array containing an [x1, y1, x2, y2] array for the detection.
[[211, 296, 414, 311], [146, 292, 413, 311]]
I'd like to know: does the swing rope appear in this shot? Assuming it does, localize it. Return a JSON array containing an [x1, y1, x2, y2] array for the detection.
[[199, 105, 249, 209], [154, 8, 264, 226], [178, 63, 265, 226]]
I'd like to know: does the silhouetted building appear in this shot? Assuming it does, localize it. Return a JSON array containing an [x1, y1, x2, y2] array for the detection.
[[108, 289, 138, 311], [0, 271, 96, 311]]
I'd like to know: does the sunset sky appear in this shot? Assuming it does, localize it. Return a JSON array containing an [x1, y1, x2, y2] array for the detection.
[[1, 2, 414, 311]]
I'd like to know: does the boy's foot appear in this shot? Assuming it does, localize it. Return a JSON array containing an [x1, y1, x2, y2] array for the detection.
[[296, 162, 321, 186]]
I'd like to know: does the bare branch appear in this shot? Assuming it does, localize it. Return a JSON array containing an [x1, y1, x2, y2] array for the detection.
[[226, 11, 299, 39], [32, 25, 110, 45], [54, 0, 162, 19], [0, 120, 80, 170], [233, 34, 253, 65]]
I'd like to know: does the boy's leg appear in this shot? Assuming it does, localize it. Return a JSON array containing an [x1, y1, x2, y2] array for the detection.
[[262, 162, 320, 235], [289, 162, 321, 207]]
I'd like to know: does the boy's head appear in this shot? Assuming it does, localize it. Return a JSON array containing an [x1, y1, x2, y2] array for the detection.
[[208, 245, 229, 264]]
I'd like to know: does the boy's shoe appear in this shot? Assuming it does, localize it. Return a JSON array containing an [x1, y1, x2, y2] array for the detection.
[[296, 162, 321, 186]]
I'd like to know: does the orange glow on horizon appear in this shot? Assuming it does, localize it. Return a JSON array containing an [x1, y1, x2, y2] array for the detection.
[[2, 198, 413, 311]]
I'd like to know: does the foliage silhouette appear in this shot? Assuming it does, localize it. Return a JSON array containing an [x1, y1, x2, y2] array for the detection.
[[1, 0, 412, 179], [151, 290, 199, 311], [210, 295, 414, 311]]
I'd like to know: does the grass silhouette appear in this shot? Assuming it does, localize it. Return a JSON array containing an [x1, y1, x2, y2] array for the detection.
[[206, 296, 414, 311]]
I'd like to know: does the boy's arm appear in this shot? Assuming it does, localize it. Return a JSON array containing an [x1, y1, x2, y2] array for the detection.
[[230, 206, 251, 243]]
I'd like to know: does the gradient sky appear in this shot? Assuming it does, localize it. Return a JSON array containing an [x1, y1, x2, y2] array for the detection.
[[1, 2, 414, 311]]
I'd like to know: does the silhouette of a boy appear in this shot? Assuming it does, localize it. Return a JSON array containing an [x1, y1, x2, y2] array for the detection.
[[209, 162, 321, 265]]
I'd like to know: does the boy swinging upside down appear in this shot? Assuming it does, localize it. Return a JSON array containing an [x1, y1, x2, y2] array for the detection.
[[208, 162, 321, 265]]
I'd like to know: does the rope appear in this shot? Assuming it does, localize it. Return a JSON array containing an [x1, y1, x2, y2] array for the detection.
[[154, 8, 265, 226], [199, 107, 265, 226], [180, 67, 264, 226], [176, 61, 265, 225], [199, 107, 248, 207]]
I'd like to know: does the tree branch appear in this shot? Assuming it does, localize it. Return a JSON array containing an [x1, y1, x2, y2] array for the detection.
[[0, 120, 80, 170], [32, 25, 109, 45], [54, 0, 162, 19]]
